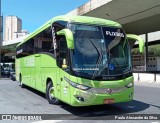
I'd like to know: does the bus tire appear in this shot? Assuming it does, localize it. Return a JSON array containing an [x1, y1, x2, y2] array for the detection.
[[46, 81, 60, 105], [19, 74, 24, 88]]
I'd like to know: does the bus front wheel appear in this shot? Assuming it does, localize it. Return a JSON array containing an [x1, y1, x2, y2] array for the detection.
[[46, 81, 59, 105]]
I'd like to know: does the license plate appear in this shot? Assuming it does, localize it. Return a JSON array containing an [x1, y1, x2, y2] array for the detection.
[[104, 98, 114, 104]]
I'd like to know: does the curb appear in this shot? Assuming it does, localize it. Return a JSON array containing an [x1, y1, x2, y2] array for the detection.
[[134, 81, 160, 88]]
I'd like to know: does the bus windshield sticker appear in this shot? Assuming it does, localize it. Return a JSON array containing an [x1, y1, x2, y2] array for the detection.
[[106, 31, 124, 37]]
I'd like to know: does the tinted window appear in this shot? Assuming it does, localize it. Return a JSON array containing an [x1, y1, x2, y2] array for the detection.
[[16, 21, 67, 59], [16, 38, 35, 58]]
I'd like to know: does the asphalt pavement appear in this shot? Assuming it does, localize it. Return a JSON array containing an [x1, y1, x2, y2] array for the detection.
[[0, 79, 160, 123]]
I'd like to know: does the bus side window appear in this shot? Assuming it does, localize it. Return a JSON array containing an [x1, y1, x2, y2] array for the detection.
[[37, 27, 54, 53], [26, 38, 35, 54], [56, 35, 68, 68], [16, 38, 35, 59], [52, 21, 68, 68], [52, 21, 67, 55], [42, 41, 52, 52]]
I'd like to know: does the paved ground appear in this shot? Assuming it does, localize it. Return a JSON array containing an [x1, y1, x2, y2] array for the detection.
[[0, 79, 160, 123]]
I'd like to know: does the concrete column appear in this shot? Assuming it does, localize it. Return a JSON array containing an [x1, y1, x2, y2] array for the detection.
[[144, 33, 148, 71]]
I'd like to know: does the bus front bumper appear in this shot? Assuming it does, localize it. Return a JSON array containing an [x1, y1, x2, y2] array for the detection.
[[70, 86, 134, 106]]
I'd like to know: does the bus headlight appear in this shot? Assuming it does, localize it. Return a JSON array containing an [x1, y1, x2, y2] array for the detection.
[[125, 82, 133, 88], [76, 84, 91, 90], [64, 77, 91, 90]]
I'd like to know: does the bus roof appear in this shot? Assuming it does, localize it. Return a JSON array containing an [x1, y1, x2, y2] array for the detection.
[[17, 15, 122, 47]]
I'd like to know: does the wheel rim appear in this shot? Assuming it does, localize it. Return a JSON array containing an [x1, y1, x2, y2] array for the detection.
[[49, 87, 55, 100]]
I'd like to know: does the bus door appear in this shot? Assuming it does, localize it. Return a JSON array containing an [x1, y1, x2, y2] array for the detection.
[[57, 36, 71, 103]]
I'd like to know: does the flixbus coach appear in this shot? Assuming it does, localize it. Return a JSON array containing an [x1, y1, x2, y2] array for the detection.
[[16, 15, 144, 106]]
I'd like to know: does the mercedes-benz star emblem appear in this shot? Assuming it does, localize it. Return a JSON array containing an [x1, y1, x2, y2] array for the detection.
[[107, 89, 112, 94]]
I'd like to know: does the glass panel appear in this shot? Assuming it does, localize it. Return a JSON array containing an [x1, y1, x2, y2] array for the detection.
[[69, 24, 131, 79]]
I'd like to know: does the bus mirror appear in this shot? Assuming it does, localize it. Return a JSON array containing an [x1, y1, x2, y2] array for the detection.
[[62, 59, 68, 69], [57, 29, 74, 49], [127, 34, 145, 53]]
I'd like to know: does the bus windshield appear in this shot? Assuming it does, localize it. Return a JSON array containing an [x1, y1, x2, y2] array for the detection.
[[69, 24, 131, 78]]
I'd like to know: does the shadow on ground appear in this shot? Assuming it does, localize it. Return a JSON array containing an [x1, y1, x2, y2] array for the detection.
[[22, 84, 151, 120], [60, 100, 150, 118]]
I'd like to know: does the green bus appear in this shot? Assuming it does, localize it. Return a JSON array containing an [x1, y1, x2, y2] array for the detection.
[[16, 15, 144, 106]]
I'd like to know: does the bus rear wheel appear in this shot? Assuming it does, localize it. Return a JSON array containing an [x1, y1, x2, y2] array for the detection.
[[46, 81, 59, 105]]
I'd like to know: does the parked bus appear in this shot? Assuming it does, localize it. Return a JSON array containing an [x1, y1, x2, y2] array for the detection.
[[16, 15, 144, 106]]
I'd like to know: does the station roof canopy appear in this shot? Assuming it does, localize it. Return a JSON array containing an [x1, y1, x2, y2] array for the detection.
[[1, 35, 28, 53], [67, 0, 160, 35]]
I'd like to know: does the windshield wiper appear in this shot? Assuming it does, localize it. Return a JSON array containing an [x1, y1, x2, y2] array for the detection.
[[89, 38, 103, 79]]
